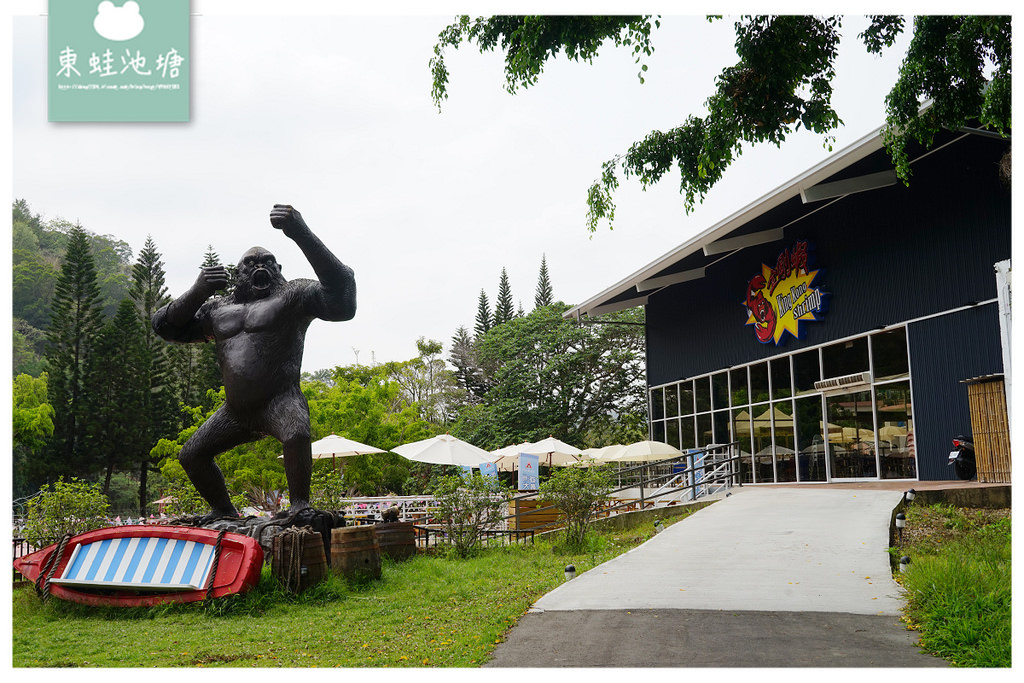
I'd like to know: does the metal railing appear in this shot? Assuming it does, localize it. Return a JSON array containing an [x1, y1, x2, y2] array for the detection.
[[12, 537, 40, 585], [411, 526, 535, 549], [503, 442, 742, 534]]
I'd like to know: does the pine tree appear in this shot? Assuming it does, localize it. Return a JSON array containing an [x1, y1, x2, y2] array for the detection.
[[45, 224, 105, 479], [474, 289, 492, 338], [128, 236, 175, 515], [534, 254, 554, 308], [199, 244, 234, 294], [494, 268, 514, 326], [83, 299, 148, 495], [450, 325, 488, 401], [201, 244, 233, 295], [201, 245, 220, 268]]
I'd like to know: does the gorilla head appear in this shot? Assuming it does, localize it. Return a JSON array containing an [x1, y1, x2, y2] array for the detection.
[[234, 246, 286, 302]]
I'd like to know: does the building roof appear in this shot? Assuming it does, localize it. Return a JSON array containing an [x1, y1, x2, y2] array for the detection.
[[564, 123, 987, 321]]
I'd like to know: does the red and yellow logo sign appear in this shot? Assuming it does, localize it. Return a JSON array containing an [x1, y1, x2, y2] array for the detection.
[[744, 241, 825, 345]]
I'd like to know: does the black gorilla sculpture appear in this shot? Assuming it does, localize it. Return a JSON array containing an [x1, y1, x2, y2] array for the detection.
[[152, 205, 356, 521]]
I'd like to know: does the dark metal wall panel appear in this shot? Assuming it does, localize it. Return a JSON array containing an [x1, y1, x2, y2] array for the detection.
[[646, 136, 1011, 386], [907, 304, 1005, 481]]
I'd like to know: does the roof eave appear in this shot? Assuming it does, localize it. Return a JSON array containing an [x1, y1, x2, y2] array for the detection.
[[565, 124, 888, 320]]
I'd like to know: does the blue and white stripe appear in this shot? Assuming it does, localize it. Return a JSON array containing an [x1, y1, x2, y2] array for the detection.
[[52, 537, 216, 591]]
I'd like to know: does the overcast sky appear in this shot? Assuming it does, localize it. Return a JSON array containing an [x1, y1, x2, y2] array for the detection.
[[8, 3, 916, 373]]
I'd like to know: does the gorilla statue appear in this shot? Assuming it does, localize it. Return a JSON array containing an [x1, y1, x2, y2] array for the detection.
[[152, 204, 356, 522]]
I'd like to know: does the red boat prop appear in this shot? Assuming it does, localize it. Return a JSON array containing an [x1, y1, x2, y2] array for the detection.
[[14, 525, 264, 607]]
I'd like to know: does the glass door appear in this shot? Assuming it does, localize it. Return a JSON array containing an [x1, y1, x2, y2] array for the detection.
[[826, 391, 878, 479]]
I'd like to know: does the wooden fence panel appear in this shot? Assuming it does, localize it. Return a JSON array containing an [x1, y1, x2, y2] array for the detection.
[[966, 378, 1011, 483]]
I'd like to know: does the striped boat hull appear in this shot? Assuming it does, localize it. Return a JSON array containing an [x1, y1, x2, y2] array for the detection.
[[14, 526, 263, 607]]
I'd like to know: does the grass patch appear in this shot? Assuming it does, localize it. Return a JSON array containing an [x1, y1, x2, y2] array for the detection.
[[12, 508, 696, 667], [893, 503, 1011, 667]]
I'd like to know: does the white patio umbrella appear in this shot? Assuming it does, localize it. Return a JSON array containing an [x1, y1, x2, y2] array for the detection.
[[583, 444, 626, 463], [311, 434, 385, 458], [491, 442, 533, 458], [755, 444, 797, 456], [490, 442, 532, 472], [521, 436, 587, 467], [605, 440, 684, 463], [392, 434, 499, 466], [281, 433, 385, 471]]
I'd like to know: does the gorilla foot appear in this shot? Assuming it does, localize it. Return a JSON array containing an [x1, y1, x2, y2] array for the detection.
[[197, 508, 240, 525], [275, 501, 311, 518]]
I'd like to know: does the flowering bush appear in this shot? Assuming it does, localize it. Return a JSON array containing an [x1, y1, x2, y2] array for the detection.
[[23, 477, 109, 547]]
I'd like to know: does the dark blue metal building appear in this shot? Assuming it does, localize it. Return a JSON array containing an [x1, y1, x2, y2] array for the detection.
[[567, 126, 1011, 483]]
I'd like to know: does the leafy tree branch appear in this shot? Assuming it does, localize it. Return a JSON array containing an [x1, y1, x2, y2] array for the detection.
[[431, 15, 1011, 232]]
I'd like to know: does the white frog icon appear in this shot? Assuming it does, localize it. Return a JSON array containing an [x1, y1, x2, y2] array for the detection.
[[93, 1, 145, 41]]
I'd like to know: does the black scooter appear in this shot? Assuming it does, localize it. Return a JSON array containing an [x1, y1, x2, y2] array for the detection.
[[948, 436, 977, 480]]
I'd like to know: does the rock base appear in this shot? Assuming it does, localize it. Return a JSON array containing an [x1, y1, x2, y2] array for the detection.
[[167, 508, 346, 563]]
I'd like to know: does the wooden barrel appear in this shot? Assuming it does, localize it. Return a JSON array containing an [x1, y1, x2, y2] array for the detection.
[[271, 528, 328, 593], [375, 521, 416, 561], [330, 526, 381, 581]]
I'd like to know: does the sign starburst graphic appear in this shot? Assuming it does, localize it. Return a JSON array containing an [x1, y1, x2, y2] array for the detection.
[[743, 241, 826, 345]]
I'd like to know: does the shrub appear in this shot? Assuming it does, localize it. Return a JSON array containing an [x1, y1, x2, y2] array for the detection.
[[310, 465, 346, 510], [23, 477, 109, 547], [430, 472, 511, 557], [539, 464, 613, 550]]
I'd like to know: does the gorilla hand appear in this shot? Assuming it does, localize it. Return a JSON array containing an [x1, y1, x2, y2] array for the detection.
[[270, 204, 310, 240], [195, 265, 229, 297]]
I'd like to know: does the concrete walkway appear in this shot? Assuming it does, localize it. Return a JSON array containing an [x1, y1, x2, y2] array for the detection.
[[485, 486, 948, 667]]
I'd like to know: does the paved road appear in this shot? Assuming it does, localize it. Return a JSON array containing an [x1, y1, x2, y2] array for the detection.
[[485, 487, 948, 668]]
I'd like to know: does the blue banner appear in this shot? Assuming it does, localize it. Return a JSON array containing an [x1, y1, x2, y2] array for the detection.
[[479, 461, 498, 481], [518, 453, 539, 491]]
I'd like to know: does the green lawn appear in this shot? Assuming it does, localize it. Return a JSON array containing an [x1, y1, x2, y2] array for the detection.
[[894, 503, 1012, 667], [13, 512, 692, 667], [19, 500, 1003, 668]]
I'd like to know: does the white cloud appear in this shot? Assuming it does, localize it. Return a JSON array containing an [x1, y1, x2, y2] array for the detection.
[[93, 1, 144, 42]]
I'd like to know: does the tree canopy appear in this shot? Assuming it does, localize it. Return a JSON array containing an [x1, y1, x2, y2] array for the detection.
[[431, 15, 1011, 231], [450, 303, 647, 449]]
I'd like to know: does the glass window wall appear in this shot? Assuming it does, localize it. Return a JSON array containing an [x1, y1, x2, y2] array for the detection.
[[664, 384, 680, 418], [872, 328, 910, 381], [695, 376, 711, 412], [651, 387, 664, 420], [793, 349, 821, 394], [712, 372, 729, 410], [732, 408, 754, 483], [750, 362, 770, 403], [680, 415, 696, 451], [795, 396, 827, 481], [876, 381, 916, 478], [822, 337, 869, 378], [771, 358, 793, 399], [773, 400, 797, 482], [647, 325, 913, 483], [730, 367, 748, 406]]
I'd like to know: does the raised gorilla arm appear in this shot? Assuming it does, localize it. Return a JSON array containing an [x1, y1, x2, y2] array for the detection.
[[270, 204, 356, 322], [152, 264, 229, 342]]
